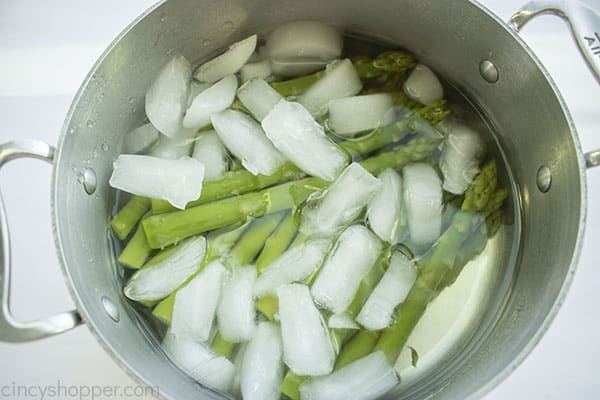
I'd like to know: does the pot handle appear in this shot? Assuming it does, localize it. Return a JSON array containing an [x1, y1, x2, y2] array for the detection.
[[0, 140, 83, 342], [510, 0, 600, 169]]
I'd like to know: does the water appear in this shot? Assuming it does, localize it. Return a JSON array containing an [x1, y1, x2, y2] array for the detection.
[[111, 32, 519, 399]]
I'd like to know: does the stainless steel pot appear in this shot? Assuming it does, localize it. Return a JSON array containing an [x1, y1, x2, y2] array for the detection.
[[0, 0, 598, 399]]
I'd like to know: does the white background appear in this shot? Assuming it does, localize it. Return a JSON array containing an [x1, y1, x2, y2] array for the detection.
[[0, 0, 599, 399]]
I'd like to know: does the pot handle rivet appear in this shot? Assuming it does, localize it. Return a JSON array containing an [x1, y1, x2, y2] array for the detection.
[[479, 60, 499, 83], [0, 140, 83, 342], [536, 165, 553, 192], [101, 296, 120, 323], [82, 168, 97, 195]]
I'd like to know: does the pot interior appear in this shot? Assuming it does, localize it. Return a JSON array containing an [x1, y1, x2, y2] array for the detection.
[[52, 0, 585, 399]]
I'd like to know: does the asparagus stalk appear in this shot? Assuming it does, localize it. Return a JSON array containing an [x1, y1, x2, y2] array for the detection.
[[374, 160, 503, 364], [150, 99, 449, 215], [351, 51, 416, 79], [151, 163, 305, 214], [152, 215, 283, 324], [334, 330, 380, 370], [212, 331, 237, 358], [227, 211, 286, 266], [255, 211, 298, 273], [118, 223, 152, 269], [280, 372, 309, 400], [143, 136, 442, 249], [152, 224, 249, 324], [110, 196, 150, 240], [270, 70, 324, 97], [279, 249, 391, 399]]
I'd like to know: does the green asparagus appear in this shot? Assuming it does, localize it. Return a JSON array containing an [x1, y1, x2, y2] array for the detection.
[[151, 163, 305, 214], [255, 211, 298, 273], [151, 215, 285, 324], [212, 332, 236, 358], [351, 51, 416, 79], [111, 196, 150, 240], [270, 70, 324, 96], [374, 160, 504, 364], [143, 136, 442, 249], [118, 223, 152, 269]]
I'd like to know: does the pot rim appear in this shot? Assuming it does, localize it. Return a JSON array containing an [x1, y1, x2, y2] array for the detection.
[[49, 0, 589, 398]]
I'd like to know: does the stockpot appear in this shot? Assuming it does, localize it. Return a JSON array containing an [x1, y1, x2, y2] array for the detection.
[[1, 0, 599, 399]]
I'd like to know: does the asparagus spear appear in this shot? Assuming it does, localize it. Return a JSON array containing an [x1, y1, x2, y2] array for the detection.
[[270, 70, 324, 97], [255, 211, 298, 273], [351, 51, 416, 79], [152, 223, 249, 324], [110, 196, 150, 240], [212, 330, 237, 358], [279, 249, 391, 399], [143, 136, 442, 249], [118, 223, 152, 269], [374, 160, 503, 364], [151, 163, 305, 214], [152, 214, 284, 324], [226, 211, 286, 266]]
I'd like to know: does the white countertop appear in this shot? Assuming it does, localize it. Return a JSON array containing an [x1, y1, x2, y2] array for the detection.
[[0, 1, 599, 399]]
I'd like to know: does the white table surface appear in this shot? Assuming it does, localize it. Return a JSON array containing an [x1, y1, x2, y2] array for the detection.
[[0, 1, 599, 399]]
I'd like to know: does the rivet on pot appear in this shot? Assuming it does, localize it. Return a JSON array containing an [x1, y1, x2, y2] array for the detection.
[[479, 60, 499, 83], [82, 167, 97, 195], [536, 165, 552, 193], [101, 296, 120, 323]]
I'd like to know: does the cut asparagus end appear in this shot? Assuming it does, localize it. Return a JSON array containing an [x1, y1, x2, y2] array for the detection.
[[123, 235, 206, 302], [109, 155, 204, 210], [118, 223, 152, 269], [277, 283, 335, 376], [311, 225, 382, 314], [110, 196, 150, 240]]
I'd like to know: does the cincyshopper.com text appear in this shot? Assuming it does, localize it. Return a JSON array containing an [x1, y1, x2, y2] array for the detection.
[[0, 380, 160, 399]]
